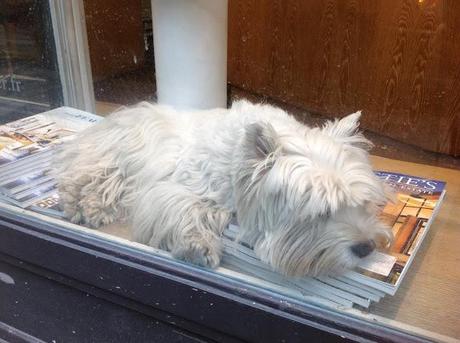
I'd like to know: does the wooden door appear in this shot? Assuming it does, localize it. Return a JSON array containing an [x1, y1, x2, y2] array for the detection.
[[228, 0, 460, 156]]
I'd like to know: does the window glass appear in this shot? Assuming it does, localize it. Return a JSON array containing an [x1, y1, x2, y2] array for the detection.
[[0, 0, 62, 121], [0, 1, 459, 341]]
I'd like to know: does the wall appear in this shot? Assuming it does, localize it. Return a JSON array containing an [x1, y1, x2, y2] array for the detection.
[[228, 0, 460, 156]]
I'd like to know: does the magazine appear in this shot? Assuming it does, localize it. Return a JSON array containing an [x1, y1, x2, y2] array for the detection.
[[0, 106, 102, 209], [0, 107, 101, 172], [222, 228, 370, 308], [342, 171, 446, 295], [6, 179, 56, 201], [0, 157, 53, 185], [0, 169, 53, 196], [222, 171, 446, 300], [0, 183, 57, 208]]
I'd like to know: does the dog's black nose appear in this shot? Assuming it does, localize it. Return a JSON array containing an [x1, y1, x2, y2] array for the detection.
[[351, 240, 376, 258]]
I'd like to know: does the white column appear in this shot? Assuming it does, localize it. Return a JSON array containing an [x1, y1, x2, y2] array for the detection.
[[49, 0, 95, 113], [151, 0, 228, 110]]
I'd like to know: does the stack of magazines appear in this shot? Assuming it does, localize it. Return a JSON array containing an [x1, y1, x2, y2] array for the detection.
[[0, 108, 446, 310], [0, 107, 101, 217], [221, 171, 446, 308]]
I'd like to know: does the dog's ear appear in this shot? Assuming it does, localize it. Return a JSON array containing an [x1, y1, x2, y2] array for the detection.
[[322, 111, 372, 150], [324, 111, 361, 137], [243, 122, 280, 161], [240, 122, 282, 190]]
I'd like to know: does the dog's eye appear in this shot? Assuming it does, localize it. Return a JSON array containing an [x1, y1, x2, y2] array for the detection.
[[320, 208, 331, 219]]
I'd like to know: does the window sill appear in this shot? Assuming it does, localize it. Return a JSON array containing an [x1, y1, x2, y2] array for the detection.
[[0, 203, 432, 343]]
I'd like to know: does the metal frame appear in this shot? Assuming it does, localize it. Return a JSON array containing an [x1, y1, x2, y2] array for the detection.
[[0, 207, 433, 343]]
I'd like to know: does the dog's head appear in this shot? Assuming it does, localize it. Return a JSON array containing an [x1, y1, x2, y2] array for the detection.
[[234, 106, 393, 277]]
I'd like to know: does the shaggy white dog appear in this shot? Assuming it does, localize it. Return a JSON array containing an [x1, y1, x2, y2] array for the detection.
[[55, 100, 392, 277]]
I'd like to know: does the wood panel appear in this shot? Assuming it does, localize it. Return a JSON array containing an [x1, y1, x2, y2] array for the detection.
[[83, 0, 145, 81], [228, 0, 460, 156]]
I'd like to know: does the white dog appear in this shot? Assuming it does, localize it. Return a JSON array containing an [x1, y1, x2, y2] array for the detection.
[[55, 100, 392, 277]]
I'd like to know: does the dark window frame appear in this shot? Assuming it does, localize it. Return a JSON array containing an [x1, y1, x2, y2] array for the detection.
[[0, 208, 432, 343]]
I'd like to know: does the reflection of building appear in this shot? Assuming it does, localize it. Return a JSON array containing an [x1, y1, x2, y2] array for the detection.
[[0, 1, 62, 121]]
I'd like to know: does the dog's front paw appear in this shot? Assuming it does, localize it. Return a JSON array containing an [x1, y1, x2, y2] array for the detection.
[[172, 241, 221, 268]]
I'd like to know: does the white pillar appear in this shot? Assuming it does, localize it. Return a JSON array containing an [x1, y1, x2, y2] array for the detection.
[[151, 0, 228, 110]]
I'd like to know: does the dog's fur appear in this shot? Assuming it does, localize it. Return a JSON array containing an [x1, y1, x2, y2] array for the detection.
[[55, 100, 392, 277]]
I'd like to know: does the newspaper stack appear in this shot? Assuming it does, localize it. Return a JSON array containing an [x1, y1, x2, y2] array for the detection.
[[0, 108, 447, 310], [0, 107, 101, 216]]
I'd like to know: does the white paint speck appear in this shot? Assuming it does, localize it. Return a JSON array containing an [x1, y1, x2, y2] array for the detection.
[[0, 272, 15, 285]]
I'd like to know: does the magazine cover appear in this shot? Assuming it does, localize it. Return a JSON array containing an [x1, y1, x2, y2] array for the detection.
[[346, 171, 446, 293], [0, 107, 101, 169]]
